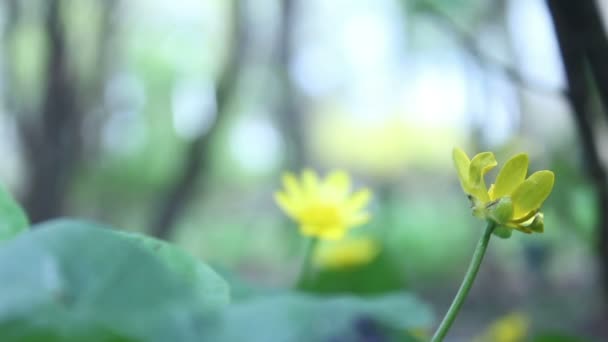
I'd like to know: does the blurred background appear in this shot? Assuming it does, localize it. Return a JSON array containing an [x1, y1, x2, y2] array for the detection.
[[1, 0, 607, 340]]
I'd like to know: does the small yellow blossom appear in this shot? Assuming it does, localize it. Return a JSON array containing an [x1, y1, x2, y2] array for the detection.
[[473, 312, 529, 342], [408, 327, 430, 341], [453, 148, 554, 234], [313, 237, 380, 270], [275, 169, 372, 240]]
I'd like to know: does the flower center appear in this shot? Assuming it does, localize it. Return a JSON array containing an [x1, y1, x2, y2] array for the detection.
[[299, 203, 342, 228]]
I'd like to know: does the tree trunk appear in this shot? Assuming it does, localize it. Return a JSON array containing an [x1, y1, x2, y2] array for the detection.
[[546, 0, 608, 305], [22, 0, 82, 223], [150, 0, 246, 239], [276, 0, 307, 170]]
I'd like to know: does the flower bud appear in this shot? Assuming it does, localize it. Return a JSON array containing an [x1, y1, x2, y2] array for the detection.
[[487, 197, 513, 225], [526, 213, 544, 233], [492, 225, 513, 239]]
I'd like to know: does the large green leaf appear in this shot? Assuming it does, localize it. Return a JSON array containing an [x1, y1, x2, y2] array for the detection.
[[203, 292, 433, 341], [116, 230, 230, 310], [0, 185, 29, 242], [0, 219, 229, 342]]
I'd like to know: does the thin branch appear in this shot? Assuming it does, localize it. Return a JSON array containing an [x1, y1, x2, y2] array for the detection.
[[419, 3, 566, 97], [150, 0, 246, 239], [276, 0, 307, 170]]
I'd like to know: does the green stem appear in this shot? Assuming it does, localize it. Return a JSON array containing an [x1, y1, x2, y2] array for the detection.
[[296, 237, 318, 288], [431, 221, 496, 342]]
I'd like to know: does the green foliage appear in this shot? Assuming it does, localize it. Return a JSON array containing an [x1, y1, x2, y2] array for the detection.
[[493, 225, 513, 239], [382, 194, 475, 279], [532, 334, 593, 342], [202, 292, 434, 342], [0, 185, 29, 242], [0, 217, 434, 341], [0, 219, 229, 342], [304, 250, 406, 295], [117, 230, 230, 309]]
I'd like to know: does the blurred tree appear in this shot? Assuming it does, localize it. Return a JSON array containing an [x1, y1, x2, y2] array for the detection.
[[546, 0, 608, 309], [79, 0, 121, 155], [276, 0, 307, 170], [2, 0, 121, 223], [418, 1, 560, 96], [0, 1, 21, 122], [20, 0, 82, 223], [149, 0, 246, 239]]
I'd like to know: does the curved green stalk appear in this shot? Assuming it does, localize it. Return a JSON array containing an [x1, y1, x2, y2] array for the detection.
[[431, 221, 496, 342], [296, 237, 318, 288]]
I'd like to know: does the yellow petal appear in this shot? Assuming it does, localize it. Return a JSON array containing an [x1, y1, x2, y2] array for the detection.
[[452, 148, 471, 191], [301, 169, 319, 196], [345, 188, 372, 212], [468, 152, 497, 185], [323, 170, 351, 199], [274, 192, 298, 217], [508, 223, 533, 234], [468, 152, 497, 202], [282, 172, 302, 198], [492, 153, 528, 200], [512, 170, 555, 219], [487, 184, 495, 199], [318, 226, 347, 240]]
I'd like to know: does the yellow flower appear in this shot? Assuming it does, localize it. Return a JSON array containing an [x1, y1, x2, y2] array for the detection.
[[453, 148, 554, 235], [275, 169, 372, 240], [313, 237, 380, 270], [408, 328, 430, 341], [473, 312, 529, 342]]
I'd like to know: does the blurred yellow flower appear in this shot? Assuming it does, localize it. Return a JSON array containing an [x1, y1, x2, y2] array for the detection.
[[473, 312, 529, 342], [409, 328, 430, 341], [275, 169, 372, 240], [313, 237, 380, 270], [453, 148, 554, 235]]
